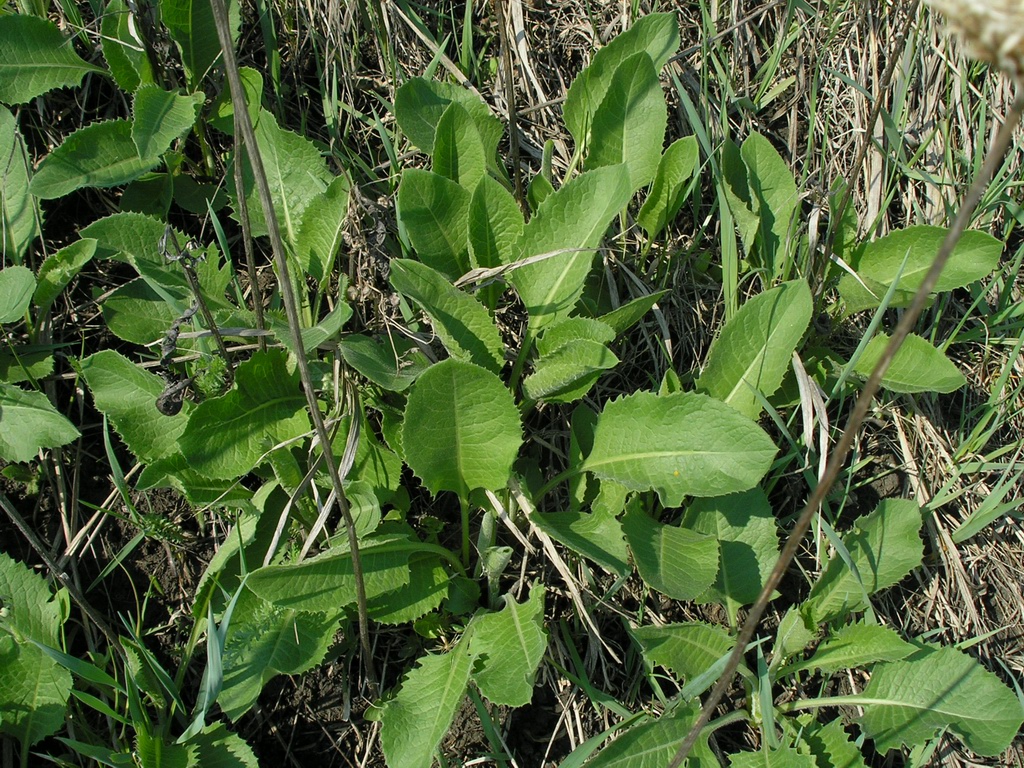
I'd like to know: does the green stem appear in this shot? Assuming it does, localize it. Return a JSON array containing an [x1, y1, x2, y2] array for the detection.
[[459, 496, 472, 569], [508, 328, 535, 394], [535, 466, 581, 502]]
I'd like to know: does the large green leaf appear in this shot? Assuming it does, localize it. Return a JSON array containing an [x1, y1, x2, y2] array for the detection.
[[563, 12, 678, 150], [622, 504, 719, 601], [852, 333, 966, 394], [34, 239, 98, 318], [396, 168, 471, 278], [802, 499, 923, 625], [838, 226, 1002, 312], [132, 85, 203, 160], [531, 507, 629, 577], [402, 359, 522, 498], [338, 334, 429, 392], [638, 137, 699, 238], [741, 132, 799, 272], [294, 174, 351, 286], [697, 280, 812, 420], [468, 586, 547, 706], [729, 745, 817, 767], [682, 489, 779, 623], [789, 621, 915, 675], [582, 705, 714, 768], [721, 137, 760, 254], [366, 552, 448, 625], [80, 350, 191, 463], [100, 0, 154, 92], [468, 174, 523, 269], [0, 15, 104, 104], [633, 621, 735, 683], [584, 391, 777, 505], [160, 0, 240, 89], [856, 646, 1024, 756], [432, 101, 486, 191], [522, 339, 618, 403], [510, 164, 632, 329], [178, 349, 308, 479], [218, 586, 342, 720], [100, 277, 186, 344], [188, 723, 259, 768], [586, 52, 666, 192], [389, 259, 504, 374], [1, 108, 40, 261], [0, 383, 80, 462], [0, 265, 34, 323]]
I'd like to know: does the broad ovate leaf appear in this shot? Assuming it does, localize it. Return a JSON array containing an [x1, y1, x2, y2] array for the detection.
[[0, 108, 40, 261], [584, 390, 777, 505], [838, 226, 1002, 312], [633, 621, 735, 683], [366, 552, 448, 625], [0, 383, 80, 462], [160, 0, 240, 89], [402, 359, 521, 498], [790, 621, 916, 675], [531, 507, 629, 577], [622, 503, 719, 601], [0, 15, 104, 104], [522, 339, 618, 403], [853, 333, 966, 394], [697, 280, 812, 420], [468, 586, 547, 706], [295, 174, 351, 286], [638, 136, 699, 238], [857, 646, 1024, 757], [100, 0, 154, 92], [131, 85, 203, 160], [34, 239, 98, 318], [433, 101, 486, 191], [338, 334, 429, 392], [397, 168, 471, 278], [741, 132, 799, 272]]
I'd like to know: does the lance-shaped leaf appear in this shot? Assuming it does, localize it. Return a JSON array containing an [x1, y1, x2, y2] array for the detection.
[[397, 168, 471, 278], [584, 391, 777, 505], [100, 0, 154, 92], [622, 504, 719, 601], [0, 383, 80, 462], [389, 259, 504, 373], [523, 340, 618, 403], [0, 15, 104, 104], [633, 621, 735, 683], [697, 280, 812, 420], [853, 333, 966, 394], [178, 349, 308, 479], [468, 174, 523, 269], [1, 108, 40, 261], [295, 174, 351, 286], [857, 646, 1024, 756], [741, 132, 799, 271], [30, 120, 162, 199], [433, 101, 486, 191], [581, 705, 714, 768], [132, 85, 203, 160], [586, 52, 666, 192], [598, 290, 669, 335], [403, 359, 521, 497], [468, 586, 547, 706], [510, 164, 632, 329], [34, 239, 98, 318], [638, 136, 699, 238], [380, 639, 474, 768], [789, 621, 916, 676], [160, 0, 239, 89]]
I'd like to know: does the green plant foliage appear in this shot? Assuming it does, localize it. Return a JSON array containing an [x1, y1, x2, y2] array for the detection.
[[856, 646, 1024, 756], [208, 66, 262, 134], [178, 349, 308, 479], [365, 552, 448, 625], [510, 164, 632, 328], [0, 383, 80, 462], [585, 52, 667, 192], [0, 15, 104, 104], [467, 586, 546, 706], [838, 226, 1002, 312], [295, 174, 351, 286], [389, 259, 504, 373], [697, 280, 813, 420], [584, 391, 777, 504], [34, 238, 98, 318], [562, 12, 678, 150], [100, 278, 186, 344], [402, 359, 522, 498], [0, 552, 73, 748], [531, 506, 630, 576], [852, 332, 966, 393], [131, 86, 203, 160], [218, 586, 342, 720], [581, 705, 714, 768], [790, 716, 867, 768], [0, 265, 34, 323], [380, 639, 474, 768], [338, 335, 429, 392], [741, 133, 799, 271], [728, 744, 817, 767], [622, 503, 719, 601], [468, 174, 523, 270], [788, 621, 915, 675], [432, 101, 486, 191], [638, 137, 699, 238], [523, 338, 619, 403], [397, 168, 471, 277], [633, 621, 735, 683], [99, 0, 154, 92], [0, 109, 39, 262], [160, 0, 240, 89], [187, 723, 259, 767], [682, 489, 779, 622], [802, 499, 924, 625], [597, 290, 669, 335]]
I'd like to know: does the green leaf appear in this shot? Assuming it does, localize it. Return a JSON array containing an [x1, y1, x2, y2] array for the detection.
[[536, 317, 616, 355], [121, 172, 173, 217], [100, 0, 154, 92], [792, 716, 868, 768], [218, 586, 342, 720], [838, 227, 1002, 312], [729, 744, 817, 767], [741, 132, 799, 271], [852, 333, 966, 394], [0, 383, 80, 462], [160, 0, 239, 89], [633, 621, 735, 683], [433, 101, 486, 191], [34, 239, 98, 318], [721, 138, 759, 254], [402, 359, 522, 498], [100, 277, 185, 344], [0, 265, 34, 323], [598, 290, 669, 335], [0, 15, 104, 104], [468, 174, 523, 269], [0, 551, 65, 643], [80, 350, 191, 463], [510, 164, 632, 329], [294, 174, 351, 286], [136, 729, 192, 767], [531, 507, 629, 577], [468, 586, 547, 706], [232, 110, 332, 249], [586, 52, 666, 192], [582, 706, 713, 768], [137, 454, 252, 508], [803, 499, 923, 625], [208, 67, 262, 134], [697, 280, 812, 420], [188, 723, 259, 768], [82, 211, 174, 267], [178, 349, 308, 479], [366, 552, 448, 625], [30, 120, 161, 199], [396, 168, 471, 278], [380, 640, 474, 768], [622, 503, 719, 601], [0, 345, 54, 384], [683, 489, 779, 623], [563, 12, 678, 150], [790, 621, 915, 675], [857, 646, 1024, 756], [523, 339, 618, 403], [584, 391, 777, 505], [638, 137, 699, 238], [338, 334, 429, 392], [1, 108, 40, 261], [132, 86, 203, 160], [389, 259, 504, 373], [300, 299, 352, 353]]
